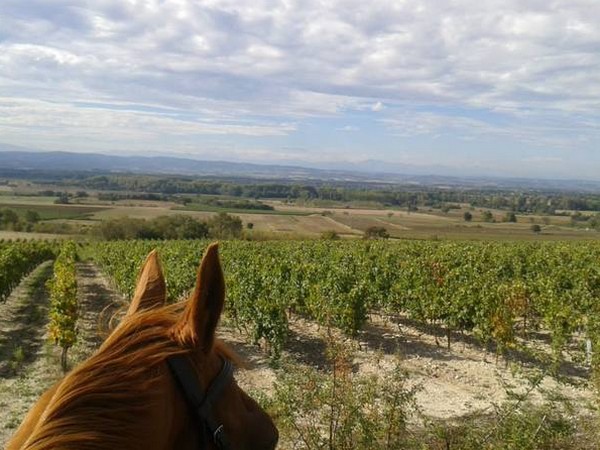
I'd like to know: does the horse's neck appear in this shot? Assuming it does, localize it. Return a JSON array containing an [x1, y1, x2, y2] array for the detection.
[[9, 375, 180, 450]]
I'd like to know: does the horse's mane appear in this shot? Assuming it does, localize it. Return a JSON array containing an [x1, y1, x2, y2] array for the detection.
[[22, 302, 238, 450]]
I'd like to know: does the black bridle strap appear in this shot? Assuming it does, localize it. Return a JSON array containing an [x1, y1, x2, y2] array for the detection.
[[167, 354, 234, 450]]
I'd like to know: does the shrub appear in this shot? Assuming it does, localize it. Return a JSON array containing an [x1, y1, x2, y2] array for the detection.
[[321, 230, 340, 240], [93, 215, 208, 240], [207, 212, 243, 239], [482, 210, 494, 222], [363, 226, 389, 239], [269, 339, 418, 450]]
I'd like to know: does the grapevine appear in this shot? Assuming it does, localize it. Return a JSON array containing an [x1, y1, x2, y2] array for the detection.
[[88, 239, 600, 363], [47, 241, 78, 371]]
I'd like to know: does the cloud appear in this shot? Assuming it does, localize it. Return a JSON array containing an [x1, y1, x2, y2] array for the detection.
[[522, 156, 564, 163], [0, 0, 599, 174], [371, 101, 384, 112], [0, 97, 296, 155]]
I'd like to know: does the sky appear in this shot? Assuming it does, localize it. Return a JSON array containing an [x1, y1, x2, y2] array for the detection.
[[1, 0, 600, 179]]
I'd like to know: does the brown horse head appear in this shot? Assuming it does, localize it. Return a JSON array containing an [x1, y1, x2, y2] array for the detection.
[[8, 243, 278, 450]]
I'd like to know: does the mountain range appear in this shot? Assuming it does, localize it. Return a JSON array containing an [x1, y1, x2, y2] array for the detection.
[[1, 144, 599, 192]]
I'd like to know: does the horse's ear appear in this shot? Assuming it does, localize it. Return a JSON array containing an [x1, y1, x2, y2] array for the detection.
[[127, 250, 166, 315], [173, 243, 224, 352]]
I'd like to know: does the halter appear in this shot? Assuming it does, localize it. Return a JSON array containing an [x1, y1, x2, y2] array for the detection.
[[167, 354, 234, 450]]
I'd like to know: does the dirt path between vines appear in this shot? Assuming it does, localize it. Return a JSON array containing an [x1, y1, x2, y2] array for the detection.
[[219, 313, 595, 421], [2, 261, 594, 446], [0, 262, 124, 447], [0, 262, 59, 446]]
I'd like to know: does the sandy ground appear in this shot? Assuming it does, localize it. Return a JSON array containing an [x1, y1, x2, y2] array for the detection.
[[219, 313, 594, 421], [359, 314, 593, 418], [0, 262, 60, 447], [0, 262, 125, 447]]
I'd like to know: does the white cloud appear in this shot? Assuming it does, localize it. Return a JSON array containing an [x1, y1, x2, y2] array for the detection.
[[0, 97, 296, 155], [0, 0, 599, 174], [337, 125, 359, 132], [522, 156, 564, 163], [371, 101, 384, 112]]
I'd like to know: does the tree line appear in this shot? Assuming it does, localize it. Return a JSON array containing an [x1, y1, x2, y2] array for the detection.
[[37, 174, 600, 213], [94, 213, 243, 240]]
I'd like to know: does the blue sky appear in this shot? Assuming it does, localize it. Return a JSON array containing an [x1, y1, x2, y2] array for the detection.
[[1, 0, 599, 179]]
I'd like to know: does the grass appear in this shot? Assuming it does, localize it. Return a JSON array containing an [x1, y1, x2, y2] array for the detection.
[[91, 206, 207, 220], [238, 213, 357, 237], [0, 203, 108, 221], [327, 209, 598, 241], [1, 192, 597, 242], [0, 195, 58, 205], [174, 203, 311, 215]]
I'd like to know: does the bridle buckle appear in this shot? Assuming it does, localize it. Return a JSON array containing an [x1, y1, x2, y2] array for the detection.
[[213, 424, 224, 443]]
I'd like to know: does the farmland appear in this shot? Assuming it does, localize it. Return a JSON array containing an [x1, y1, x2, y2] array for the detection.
[[3, 172, 600, 447], [0, 186, 597, 241], [2, 239, 600, 447]]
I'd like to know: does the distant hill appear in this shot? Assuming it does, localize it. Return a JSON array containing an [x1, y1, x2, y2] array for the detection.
[[0, 147, 456, 183], [0, 149, 322, 179], [1, 147, 600, 192]]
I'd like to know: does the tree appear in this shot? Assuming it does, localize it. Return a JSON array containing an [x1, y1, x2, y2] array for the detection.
[[321, 230, 340, 240], [504, 212, 517, 223], [175, 217, 209, 239], [151, 215, 208, 239], [95, 215, 208, 240], [25, 210, 41, 223], [55, 194, 70, 204], [208, 212, 243, 239], [463, 211, 473, 222], [482, 211, 494, 222], [531, 224, 542, 234], [363, 226, 389, 239], [95, 217, 146, 240], [1, 208, 19, 229]]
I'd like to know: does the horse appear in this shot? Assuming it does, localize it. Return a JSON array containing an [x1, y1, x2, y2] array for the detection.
[[6, 243, 279, 450]]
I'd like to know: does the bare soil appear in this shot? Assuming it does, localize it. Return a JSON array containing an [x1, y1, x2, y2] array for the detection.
[[0, 262, 125, 447], [219, 313, 594, 421], [0, 262, 60, 446]]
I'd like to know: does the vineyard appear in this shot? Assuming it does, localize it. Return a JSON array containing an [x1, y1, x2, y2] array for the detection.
[[0, 241, 56, 302], [47, 241, 78, 371], [90, 240, 600, 366], [2, 239, 600, 448]]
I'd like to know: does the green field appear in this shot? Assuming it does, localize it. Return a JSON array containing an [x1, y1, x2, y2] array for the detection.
[[0, 195, 58, 205], [174, 203, 311, 215], [0, 204, 108, 221], [0, 188, 598, 242]]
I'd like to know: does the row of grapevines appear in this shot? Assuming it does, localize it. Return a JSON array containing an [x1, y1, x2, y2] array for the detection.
[[0, 241, 56, 302], [47, 241, 78, 371], [89, 240, 600, 362]]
